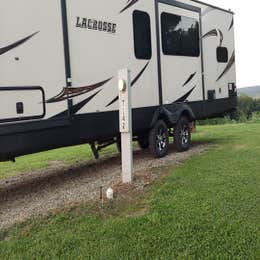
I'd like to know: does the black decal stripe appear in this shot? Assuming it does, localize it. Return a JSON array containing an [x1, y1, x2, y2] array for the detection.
[[119, 0, 139, 14], [183, 72, 196, 87], [46, 78, 112, 103], [229, 18, 234, 31], [106, 61, 149, 107], [0, 32, 39, 56], [202, 29, 218, 39], [106, 96, 119, 108], [218, 29, 224, 46], [217, 51, 235, 81], [174, 86, 196, 103], [52, 90, 101, 119], [131, 61, 149, 86]]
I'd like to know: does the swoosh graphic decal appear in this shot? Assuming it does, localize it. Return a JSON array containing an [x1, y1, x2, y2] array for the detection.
[[52, 90, 101, 119], [217, 51, 235, 81], [174, 86, 196, 103], [106, 61, 150, 107], [218, 29, 224, 46], [183, 72, 196, 87], [202, 29, 223, 46], [229, 18, 234, 31], [131, 61, 150, 86], [119, 0, 139, 14], [106, 96, 119, 108], [0, 31, 39, 56], [46, 78, 112, 103], [202, 29, 218, 39]]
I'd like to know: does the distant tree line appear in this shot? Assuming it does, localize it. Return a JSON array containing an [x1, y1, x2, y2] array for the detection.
[[237, 95, 260, 120], [199, 95, 260, 125]]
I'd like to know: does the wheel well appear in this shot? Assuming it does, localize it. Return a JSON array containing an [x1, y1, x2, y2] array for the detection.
[[150, 106, 195, 129], [158, 114, 172, 128], [180, 110, 193, 122], [160, 110, 194, 126]]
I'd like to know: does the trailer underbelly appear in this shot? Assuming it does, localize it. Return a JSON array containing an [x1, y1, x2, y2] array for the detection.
[[0, 96, 237, 161]]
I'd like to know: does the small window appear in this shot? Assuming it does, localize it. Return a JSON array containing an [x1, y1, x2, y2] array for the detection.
[[161, 12, 200, 57], [217, 47, 228, 63], [133, 10, 152, 60]]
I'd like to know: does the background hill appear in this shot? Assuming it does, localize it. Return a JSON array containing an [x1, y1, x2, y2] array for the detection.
[[238, 86, 260, 98]]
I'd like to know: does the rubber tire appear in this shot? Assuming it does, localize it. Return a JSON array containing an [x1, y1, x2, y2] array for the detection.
[[137, 134, 149, 150], [174, 116, 191, 152], [149, 120, 169, 158]]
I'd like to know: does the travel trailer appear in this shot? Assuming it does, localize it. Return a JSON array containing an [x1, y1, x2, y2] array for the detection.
[[0, 0, 237, 161]]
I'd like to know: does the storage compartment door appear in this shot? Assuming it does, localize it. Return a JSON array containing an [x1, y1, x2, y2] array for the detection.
[[0, 87, 45, 123]]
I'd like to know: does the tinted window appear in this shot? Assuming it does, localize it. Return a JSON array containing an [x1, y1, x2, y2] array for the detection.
[[133, 10, 152, 60], [161, 12, 200, 57], [217, 47, 228, 63]]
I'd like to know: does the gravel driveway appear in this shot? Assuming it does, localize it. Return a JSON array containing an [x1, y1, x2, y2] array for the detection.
[[0, 143, 207, 230]]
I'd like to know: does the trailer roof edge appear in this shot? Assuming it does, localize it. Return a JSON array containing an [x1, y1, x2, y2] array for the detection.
[[190, 0, 234, 15]]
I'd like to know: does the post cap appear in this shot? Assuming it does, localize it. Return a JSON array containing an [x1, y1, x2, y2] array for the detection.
[[118, 79, 127, 92]]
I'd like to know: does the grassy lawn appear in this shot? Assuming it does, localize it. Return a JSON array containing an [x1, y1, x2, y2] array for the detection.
[[0, 123, 260, 259], [0, 143, 116, 180]]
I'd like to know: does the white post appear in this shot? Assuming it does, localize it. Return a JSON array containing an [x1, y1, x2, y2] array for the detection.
[[118, 69, 133, 184]]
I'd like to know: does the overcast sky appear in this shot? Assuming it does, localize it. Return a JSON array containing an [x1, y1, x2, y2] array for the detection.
[[205, 0, 260, 88]]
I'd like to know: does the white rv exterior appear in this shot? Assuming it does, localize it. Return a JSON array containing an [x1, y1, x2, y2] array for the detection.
[[0, 0, 237, 160]]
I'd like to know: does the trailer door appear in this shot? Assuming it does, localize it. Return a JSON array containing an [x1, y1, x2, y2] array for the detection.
[[158, 2, 204, 105]]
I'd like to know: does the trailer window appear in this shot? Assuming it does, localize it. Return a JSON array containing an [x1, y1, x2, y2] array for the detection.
[[217, 47, 228, 63], [133, 10, 152, 60], [161, 12, 200, 57]]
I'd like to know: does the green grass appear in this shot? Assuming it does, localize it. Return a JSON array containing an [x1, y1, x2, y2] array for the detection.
[[0, 123, 260, 259], [0, 144, 116, 179]]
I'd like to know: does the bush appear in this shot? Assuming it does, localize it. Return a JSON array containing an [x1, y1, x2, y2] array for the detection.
[[251, 112, 260, 123]]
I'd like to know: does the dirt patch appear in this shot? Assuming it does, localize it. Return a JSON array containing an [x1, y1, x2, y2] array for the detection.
[[233, 144, 248, 150], [0, 143, 208, 230]]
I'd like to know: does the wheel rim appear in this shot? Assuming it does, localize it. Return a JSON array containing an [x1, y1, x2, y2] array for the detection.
[[180, 125, 190, 145], [156, 127, 167, 151]]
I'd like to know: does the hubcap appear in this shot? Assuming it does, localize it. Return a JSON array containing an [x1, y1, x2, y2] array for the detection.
[[180, 125, 190, 145], [156, 128, 167, 151]]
